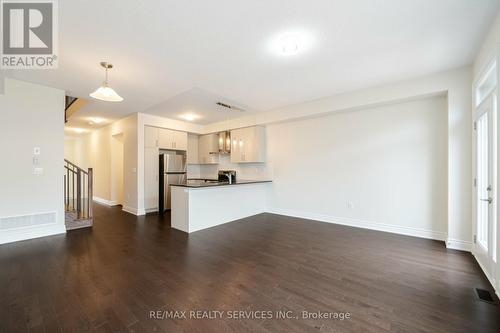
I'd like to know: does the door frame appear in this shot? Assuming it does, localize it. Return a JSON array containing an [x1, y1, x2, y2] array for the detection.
[[472, 91, 497, 285]]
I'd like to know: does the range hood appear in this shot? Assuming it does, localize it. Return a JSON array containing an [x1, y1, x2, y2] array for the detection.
[[218, 131, 231, 154]]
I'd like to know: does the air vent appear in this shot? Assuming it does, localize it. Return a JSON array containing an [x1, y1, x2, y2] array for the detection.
[[216, 101, 245, 112], [0, 212, 57, 230], [476, 288, 496, 304]]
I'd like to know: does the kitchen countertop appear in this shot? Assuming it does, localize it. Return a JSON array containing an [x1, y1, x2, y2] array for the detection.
[[171, 178, 272, 188]]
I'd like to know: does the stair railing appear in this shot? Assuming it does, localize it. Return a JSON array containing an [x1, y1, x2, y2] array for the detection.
[[64, 159, 93, 219]]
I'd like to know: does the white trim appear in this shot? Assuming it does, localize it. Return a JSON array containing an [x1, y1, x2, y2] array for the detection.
[[446, 238, 472, 252], [0, 223, 66, 245], [93, 196, 119, 206], [122, 205, 146, 216], [145, 208, 159, 214], [472, 253, 498, 296], [268, 208, 447, 241]]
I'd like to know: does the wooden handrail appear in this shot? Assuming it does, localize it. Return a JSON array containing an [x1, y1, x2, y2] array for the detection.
[[64, 159, 93, 222], [64, 159, 88, 174]]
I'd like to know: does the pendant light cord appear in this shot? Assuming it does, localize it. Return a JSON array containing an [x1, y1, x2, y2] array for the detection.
[[104, 67, 109, 87]]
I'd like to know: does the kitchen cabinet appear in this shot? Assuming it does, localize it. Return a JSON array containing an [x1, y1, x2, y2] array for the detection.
[[230, 126, 266, 163], [198, 134, 219, 164], [144, 125, 188, 212], [144, 146, 159, 212], [145, 126, 158, 148], [187, 133, 199, 164], [158, 128, 187, 151], [172, 130, 188, 150]]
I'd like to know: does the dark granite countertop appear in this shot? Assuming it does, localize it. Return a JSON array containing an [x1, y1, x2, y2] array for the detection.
[[171, 178, 272, 188]]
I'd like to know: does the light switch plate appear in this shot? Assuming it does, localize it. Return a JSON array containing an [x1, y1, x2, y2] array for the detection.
[[33, 147, 41, 155]]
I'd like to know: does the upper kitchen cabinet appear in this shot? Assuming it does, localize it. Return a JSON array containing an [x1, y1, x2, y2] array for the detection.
[[158, 128, 187, 151], [145, 126, 159, 148], [198, 134, 219, 164], [230, 126, 266, 163], [187, 133, 199, 164], [172, 130, 188, 150]]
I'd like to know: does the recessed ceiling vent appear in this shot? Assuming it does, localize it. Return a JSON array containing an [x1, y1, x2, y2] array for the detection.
[[216, 101, 245, 112]]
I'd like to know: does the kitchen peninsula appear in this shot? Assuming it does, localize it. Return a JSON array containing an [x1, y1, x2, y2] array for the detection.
[[170, 180, 272, 233]]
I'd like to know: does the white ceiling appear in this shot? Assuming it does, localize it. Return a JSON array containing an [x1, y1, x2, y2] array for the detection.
[[4, 0, 500, 129], [144, 87, 254, 125]]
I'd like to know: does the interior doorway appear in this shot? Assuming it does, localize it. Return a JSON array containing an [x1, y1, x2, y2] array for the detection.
[[111, 133, 124, 205]]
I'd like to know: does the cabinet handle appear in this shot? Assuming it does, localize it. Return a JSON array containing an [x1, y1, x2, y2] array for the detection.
[[155, 139, 158, 147]]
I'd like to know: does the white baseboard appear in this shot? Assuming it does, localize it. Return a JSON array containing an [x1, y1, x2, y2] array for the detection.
[[122, 206, 146, 216], [93, 196, 119, 206], [472, 253, 498, 297], [145, 208, 159, 214], [268, 208, 447, 241], [446, 238, 472, 252], [0, 223, 66, 245]]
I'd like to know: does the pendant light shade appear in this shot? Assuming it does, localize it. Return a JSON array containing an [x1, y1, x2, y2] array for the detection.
[[90, 62, 123, 102]]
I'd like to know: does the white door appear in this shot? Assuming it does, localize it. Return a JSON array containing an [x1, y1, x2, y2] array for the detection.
[[473, 94, 497, 278]]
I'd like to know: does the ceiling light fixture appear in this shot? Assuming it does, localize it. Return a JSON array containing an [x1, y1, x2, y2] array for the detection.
[[70, 128, 86, 134], [180, 113, 198, 122], [88, 117, 105, 125], [280, 35, 299, 56], [90, 62, 124, 102], [269, 30, 315, 57]]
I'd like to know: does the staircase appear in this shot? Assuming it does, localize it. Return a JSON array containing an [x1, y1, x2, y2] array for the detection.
[[64, 159, 93, 230]]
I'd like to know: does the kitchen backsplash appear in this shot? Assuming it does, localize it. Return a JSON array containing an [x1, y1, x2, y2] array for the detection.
[[187, 155, 273, 180]]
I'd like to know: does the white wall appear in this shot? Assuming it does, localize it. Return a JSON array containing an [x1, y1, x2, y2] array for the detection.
[[474, 11, 500, 78], [266, 96, 448, 239], [111, 134, 124, 205], [0, 78, 65, 244], [64, 138, 76, 162]]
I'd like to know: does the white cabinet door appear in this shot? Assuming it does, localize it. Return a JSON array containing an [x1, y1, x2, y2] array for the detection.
[[230, 126, 266, 163], [158, 128, 174, 149], [230, 128, 242, 163], [187, 134, 199, 164], [145, 126, 158, 148], [173, 131, 188, 151], [158, 128, 187, 151], [198, 134, 219, 164], [144, 146, 159, 211]]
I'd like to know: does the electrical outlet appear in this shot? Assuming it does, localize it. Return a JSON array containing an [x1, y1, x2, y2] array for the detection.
[[347, 201, 354, 209], [33, 167, 43, 175]]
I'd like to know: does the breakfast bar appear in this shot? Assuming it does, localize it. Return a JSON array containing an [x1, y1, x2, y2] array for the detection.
[[170, 180, 272, 233]]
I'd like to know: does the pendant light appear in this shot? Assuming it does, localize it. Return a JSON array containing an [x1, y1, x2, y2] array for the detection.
[[89, 62, 123, 102]]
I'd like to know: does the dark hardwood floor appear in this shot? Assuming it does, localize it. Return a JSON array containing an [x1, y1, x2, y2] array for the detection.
[[1, 203, 499, 333]]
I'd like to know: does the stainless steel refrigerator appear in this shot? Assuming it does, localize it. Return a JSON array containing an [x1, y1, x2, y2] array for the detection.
[[159, 151, 186, 212]]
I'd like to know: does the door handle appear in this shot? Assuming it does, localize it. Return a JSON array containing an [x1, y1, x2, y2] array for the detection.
[[480, 198, 493, 204]]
